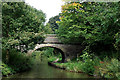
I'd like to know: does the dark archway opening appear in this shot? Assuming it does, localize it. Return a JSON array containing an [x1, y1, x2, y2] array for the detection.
[[35, 47, 65, 63]]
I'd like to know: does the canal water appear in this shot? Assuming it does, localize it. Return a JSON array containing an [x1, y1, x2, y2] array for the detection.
[[2, 52, 94, 79]]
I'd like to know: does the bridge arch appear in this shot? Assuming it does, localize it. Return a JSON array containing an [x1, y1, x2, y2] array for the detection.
[[27, 34, 83, 62], [33, 44, 65, 62]]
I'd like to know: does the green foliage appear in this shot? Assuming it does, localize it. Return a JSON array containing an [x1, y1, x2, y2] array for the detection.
[[43, 48, 54, 57], [57, 2, 88, 44], [44, 23, 53, 34], [1, 2, 53, 76], [53, 52, 120, 79], [2, 49, 33, 73], [48, 57, 58, 62], [54, 62, 82, 72], [48, 15, 60, 33], [1, 49, 33, 76], [79, 52, 98, 75], [94, 58, 120, 79], [51, 51, 99, 75], [0, 62, 16, 76], [56, 4, 120, 78], [37, 47, 62, 62], [2, 2, 46, 36], [2, 2, 47, 52], [114, 32, 120, 50], [2, 32, 44, 52], [57, 2, 120, 52]]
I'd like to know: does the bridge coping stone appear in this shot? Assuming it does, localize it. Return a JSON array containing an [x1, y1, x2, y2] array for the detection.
[[45, 34, 57, 37]]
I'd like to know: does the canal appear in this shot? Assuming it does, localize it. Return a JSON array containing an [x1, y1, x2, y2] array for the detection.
[[2, 52, 94, 79]]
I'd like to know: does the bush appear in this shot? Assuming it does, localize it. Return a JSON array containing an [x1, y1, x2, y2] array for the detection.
[[42, 48, 62, 62], [79, 52, 98, 75], [96, 58, 120, 79], [2, 49, 33, 74], [114, 32, 120, 51], [0, 62, 16, 76]]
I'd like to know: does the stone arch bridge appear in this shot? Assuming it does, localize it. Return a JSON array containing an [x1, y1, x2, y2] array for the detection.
[[28, 34, 83, 62]]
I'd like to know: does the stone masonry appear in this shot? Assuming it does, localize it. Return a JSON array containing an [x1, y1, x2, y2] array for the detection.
[[28, 34, 83, 62]]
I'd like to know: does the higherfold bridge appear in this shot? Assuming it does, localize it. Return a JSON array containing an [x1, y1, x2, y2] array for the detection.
[[28, 34, 83, 62]]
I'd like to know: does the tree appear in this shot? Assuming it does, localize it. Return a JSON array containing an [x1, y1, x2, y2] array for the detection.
[[44, 23, 53, 34], [48, 15, 60, 33], [57, 2, 120, 53], [2, 2, 46, 53], [2, 2, 46, 37]]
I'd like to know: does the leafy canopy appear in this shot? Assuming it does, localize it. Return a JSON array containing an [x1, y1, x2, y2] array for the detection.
[[57, 2, 120, 51]]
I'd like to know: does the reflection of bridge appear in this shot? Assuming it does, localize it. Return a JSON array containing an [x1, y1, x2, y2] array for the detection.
[[28, 34, 83, 62]]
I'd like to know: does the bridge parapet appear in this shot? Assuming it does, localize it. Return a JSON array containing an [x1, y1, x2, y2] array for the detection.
[[44, 34, 61, 44]]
